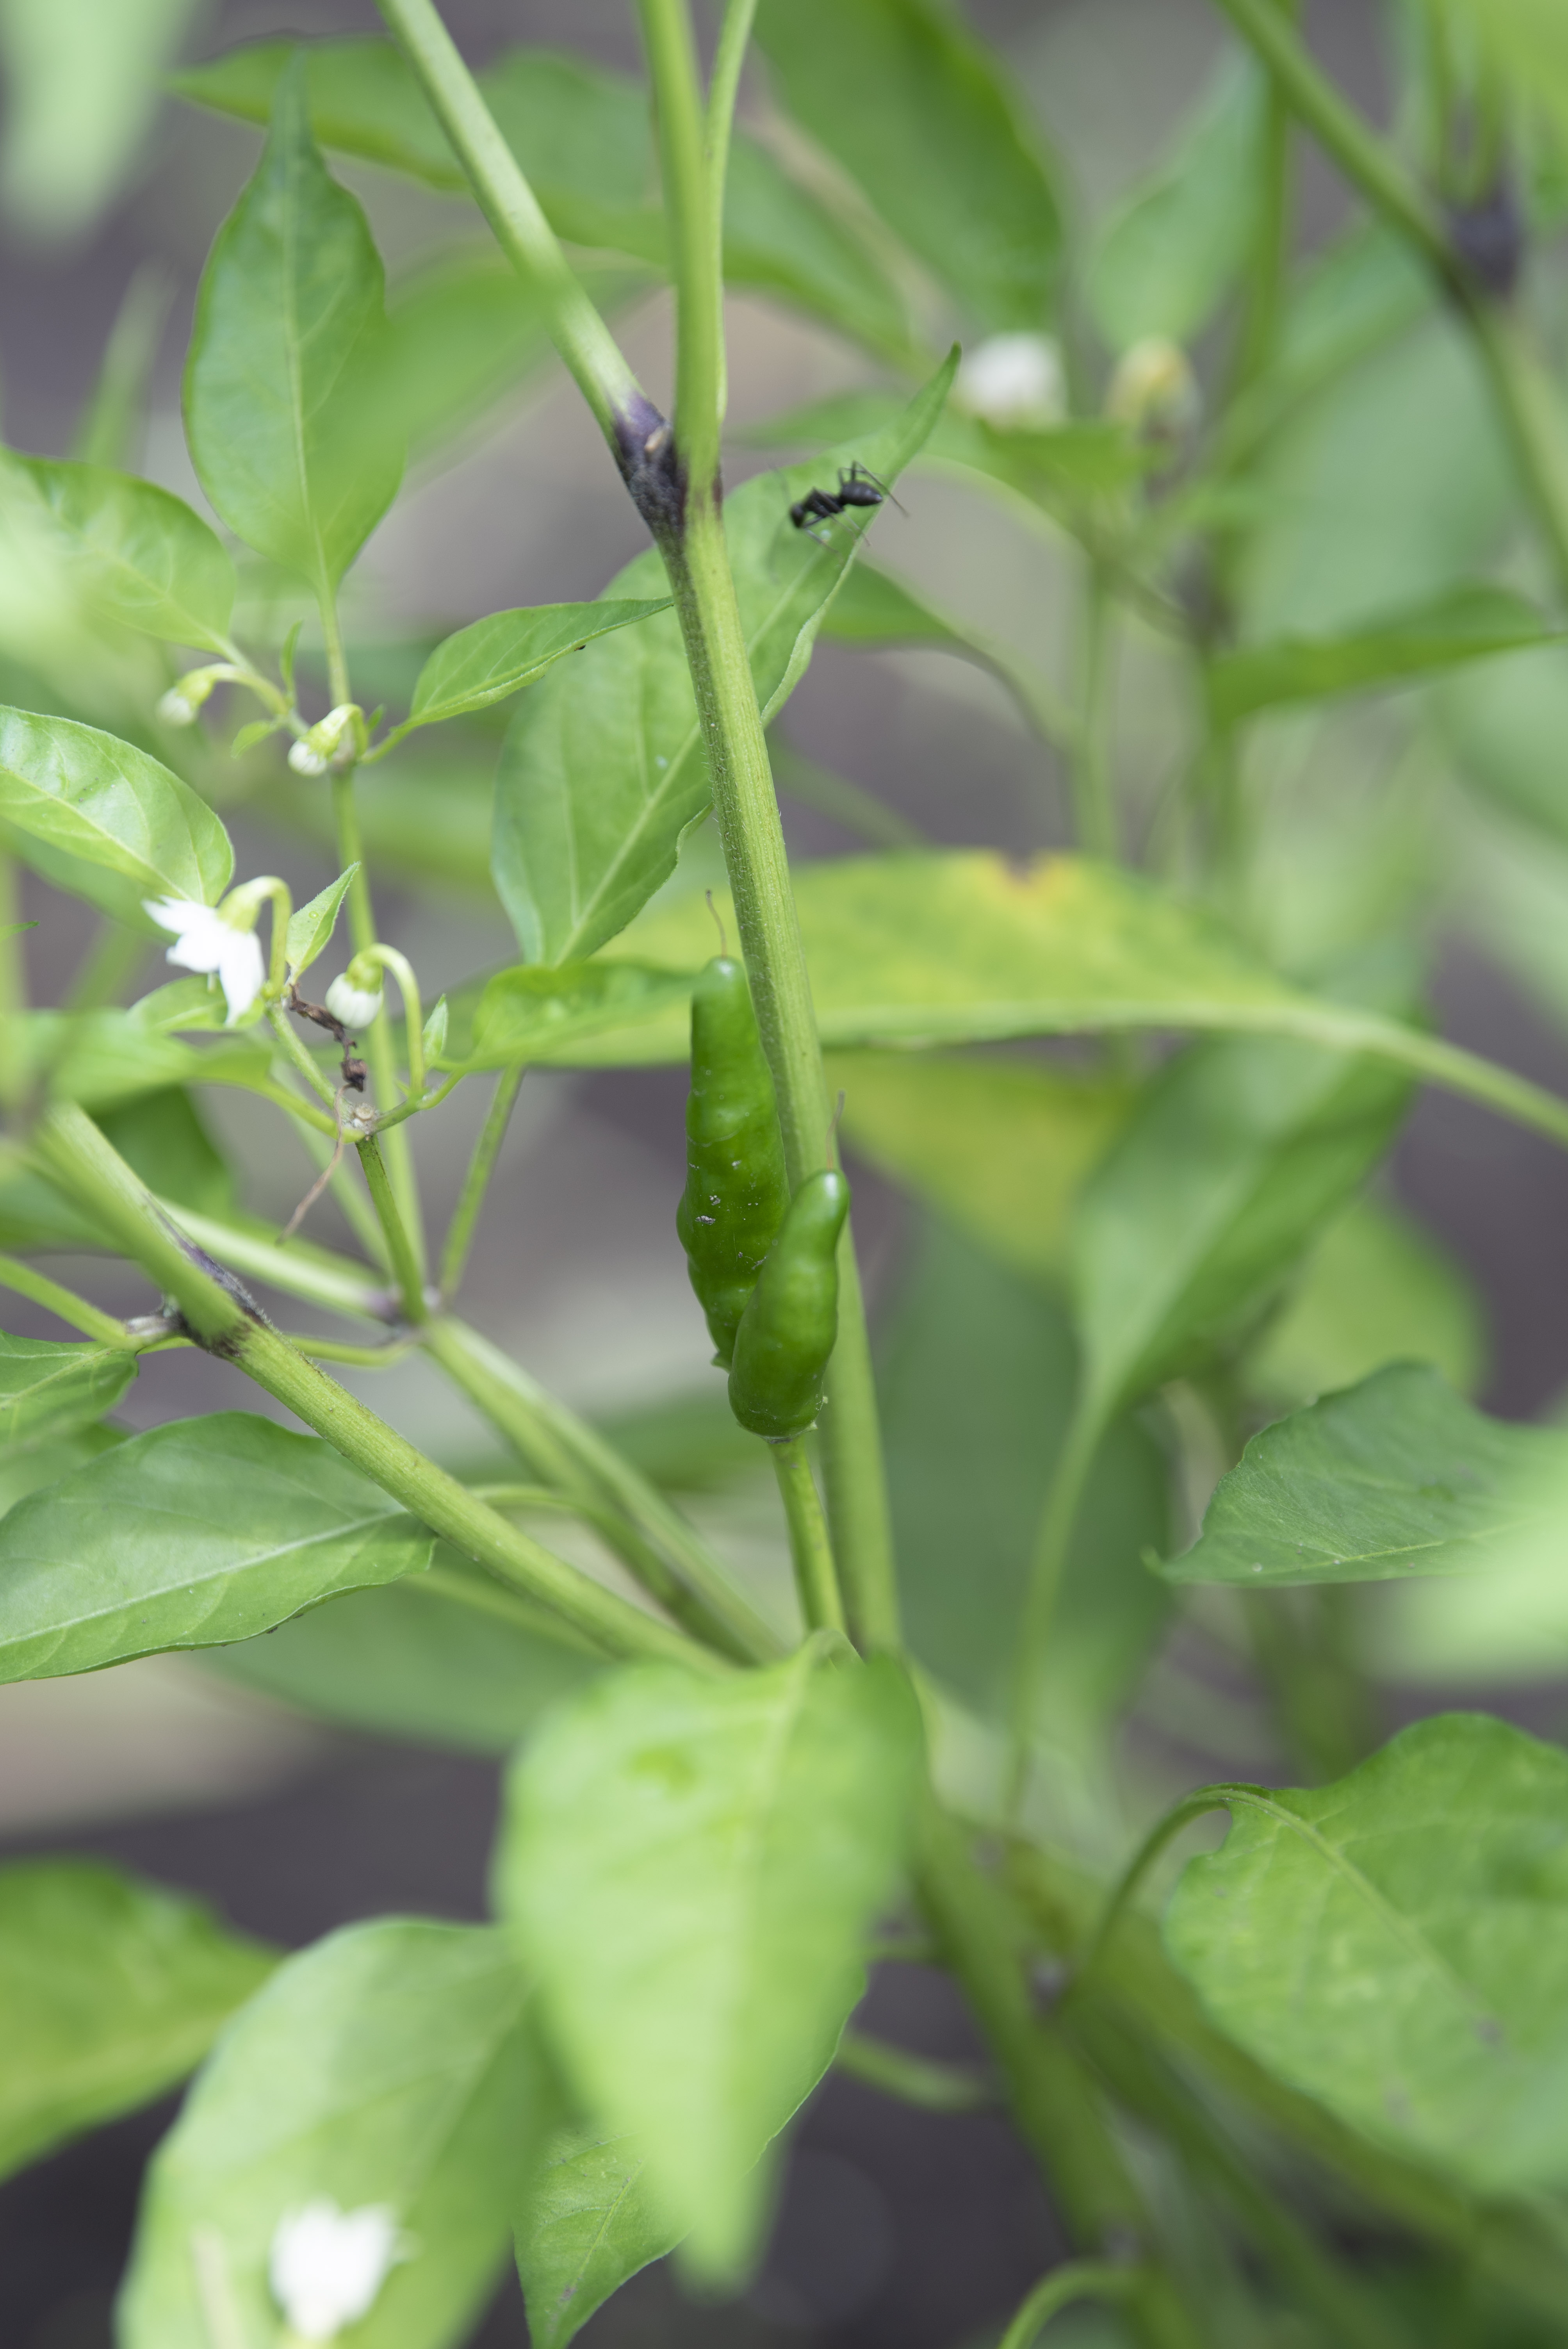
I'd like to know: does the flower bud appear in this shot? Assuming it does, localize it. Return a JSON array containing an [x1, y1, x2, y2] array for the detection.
[[289, 704, 363, 776], [326, 971, 383, 1030], [156, 665, 228, 727], [955, 333, 1066, 430], [1105, 336, 1199, 443]]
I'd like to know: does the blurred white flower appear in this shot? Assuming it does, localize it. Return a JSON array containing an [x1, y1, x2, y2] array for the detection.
[[269, 2198, 403, 2343], [289, 704, 362, 776], [142, 896, 265, 1024], [156, 684, 203, 727], [324, 972, 383, 1030], [955, 333, 1065, 429]]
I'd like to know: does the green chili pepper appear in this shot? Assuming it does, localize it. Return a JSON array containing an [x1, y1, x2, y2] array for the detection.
[[727, 1168, 850, 1440], [675, 955, 789, 1368]]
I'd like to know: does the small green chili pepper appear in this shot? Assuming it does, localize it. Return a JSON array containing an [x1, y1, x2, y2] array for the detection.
[[727, 1167, 850, 1440], [675, 955, 789, 1367]]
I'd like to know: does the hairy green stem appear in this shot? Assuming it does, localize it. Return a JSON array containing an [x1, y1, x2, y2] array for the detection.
[[770, 1436, 844, 1634], [355, 1134, 428, 1323], [373, 0, 643, 446], [916, 1805, 1203, 2349], [834, 2030, 993, 2113], [1009, 1397, 1104, 1815], [1209, 0, 1568, 599], [0, 1253, 131, 1346], [998, 2264, 1140, 2349], [441, 1065, 522, 1299], [156, 1203, 388, 1322], [31, 1105, 722, 1673], [425, 1316, 782, 1662], [331, 770, 425, 1272]]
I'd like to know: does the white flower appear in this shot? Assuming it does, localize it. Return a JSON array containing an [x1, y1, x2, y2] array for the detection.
[[955, 333, 1066, 430], [324, 972, 383, 1030], [1105, 336, 1199, 438], [289, 704, 362, 776], [143, 895, 265, 1024], [269, 2198, 403, 2342], [156, 684, 203, 727]]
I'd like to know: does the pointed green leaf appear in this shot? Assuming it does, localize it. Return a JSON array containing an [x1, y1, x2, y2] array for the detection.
[[754, 0, 1061, 331], [443, 961, 697, 1074], [284, 865, 356, 979], [0, 708, 232, 903], [880, 1217, 1169, 1734], [18, 457, 236, 651], [185, 54, 403, 592], [1165, 1714, 1568, 2195], [495, 1648, 923, 2281], [402, 600, 671, 736], [1210, 585, 1558, 723], [208, 1568, 601, 1755], [1089, 53, 1269, 352], [0, 1412, 434, 1681], [0, 1859, 275, 2183], [492, 359, 957, 962], [515, 2126, 679, 2349], [0, 1332, 135, 1451], [1167, 1363, 1556, 1588], [175, 40, 907, 356], [1244, 1194, 1486, 1412], [1070, 1031, 1412, 1419], [120, 1919, 553, 2349], [0, 1426, 126, 1517], [832, 1049, 1133, 1284]]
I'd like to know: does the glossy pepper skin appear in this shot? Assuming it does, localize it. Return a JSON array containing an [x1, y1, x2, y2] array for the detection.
[[675, 956, 789, 1367], [728, 1168, 851, 1439]]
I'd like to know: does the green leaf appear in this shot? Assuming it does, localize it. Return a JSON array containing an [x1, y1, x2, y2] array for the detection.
[[175, 41, 907, 357], [184, 53, 403, 593], [442, 961, 699, 1074], [1439, 643, 1568, 845], [1245, 1192, 1486, 1412], [207, 1570, 602, 1755], [23, 1004, 273, 1114], [515, 2126, 679, 2349], [120, 1919, 552, 2349], [754, 0, 1061, 331], [880, 1217, 1170, 1734], [832, 1049, 1132, 1285], [1209, 586, 1558, 724], [0, 1859, 275, 2183], [0, 1332, 135, 1451], [1088, 53, 1268, 353], [399, 600, 671, 737], [0, 708, 232, 904], [285, 866, 356, 979], [1070, 1030, 1412, 1419], [1164, 1713, 1568, 2195], [0, 0, 200, 238], [98, 1086, 240, 1222], [0, 1425, 126, 1518], [1427, 0, 1568, 148], [18, 457, 236, 651], [495, 1647, 923, 2281], [1167, 1362, 1557, 1588], [0, 1412, 435, 1681], [492, 359, 956, 962]]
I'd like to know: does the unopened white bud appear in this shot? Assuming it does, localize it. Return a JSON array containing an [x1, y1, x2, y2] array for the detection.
[[289, 704, 363, 776], [325, 973, 383, 1030], [157, 664, 232, 728], [955, 333, 1066, 430]]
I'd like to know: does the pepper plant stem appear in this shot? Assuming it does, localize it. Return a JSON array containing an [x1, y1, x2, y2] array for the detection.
[[638, 0, 897, 1651], [441, 1064, 522, 1298], [998, 2264, 1140, 2349], [1009, 1395, 1104, 1814], [30, 1105, 724, 1674], [1209, 0, 1568, 600], [0, 1253, 131, 1345], [356, 1134, 428, 1322], [331, 768, 425, 1273], [916, 1805, 1204, 2349], [770, 1436, 845, 1634]]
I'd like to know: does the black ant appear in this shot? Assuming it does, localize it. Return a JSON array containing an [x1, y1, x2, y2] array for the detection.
[[789, 461, 902, 545]]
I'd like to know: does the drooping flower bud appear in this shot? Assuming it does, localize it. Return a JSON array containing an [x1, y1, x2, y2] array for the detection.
[[325, 953, 383, 1031], [289, 704, 364, 776], [1105, 336, 1199, 443], [156, 664, 234, 727]]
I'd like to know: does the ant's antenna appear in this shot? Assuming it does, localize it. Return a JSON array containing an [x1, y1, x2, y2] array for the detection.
[[704, 889, 729, 957]]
